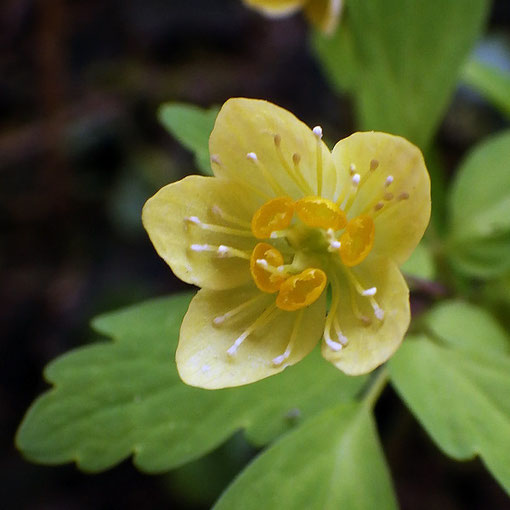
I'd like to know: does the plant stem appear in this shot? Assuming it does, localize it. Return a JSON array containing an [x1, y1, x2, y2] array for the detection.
[[363, 367, 389, 409]]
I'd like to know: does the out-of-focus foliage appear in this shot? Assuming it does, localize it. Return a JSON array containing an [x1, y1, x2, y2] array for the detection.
[[314, 0, 490, 147], [400, 242, 435, 281], [16, 294, 366, 473], [214, 403, 397, 510], [447, 130, 510, 278], [158, 103, 219, 175], [462, 58, 510, 119], [390, 327, 510, 494]]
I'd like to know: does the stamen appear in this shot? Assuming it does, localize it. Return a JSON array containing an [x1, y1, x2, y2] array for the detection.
[[313, 126, 323, 138], [326, 228, 341, 252], [374, 202, 384, 212], [352, 173, 361, 186], [213, 294, 265, 326], [185, 216, 253, 237], [370, 159, 379, 171], [273, 135, 314, 195], [339, 173, 361, 210], [227, 304, 278, 356], [210, 154, 221, 166], [313, 127, 324, 196], [349, 163, 356, 176], [385, 175, 394, 187], [190, 244, 250, 259], [372, 190, 411, 218], [272, 309, 304, 366], [324, 272, 349, 351], [343, 267, 385, 322], [383, 192, 394, 201], [246, 152, 286, 196], [210, 205, 251, 228]]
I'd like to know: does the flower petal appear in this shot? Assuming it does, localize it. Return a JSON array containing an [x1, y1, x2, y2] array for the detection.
[[322, 256, 410, 375], [242, 0, 306, 17], [332, 132, 431, 265], [209, 98, 337, 201], [304, 0, 343, 35], [177, 286, 327, 388], [142, 175, 262, 290]]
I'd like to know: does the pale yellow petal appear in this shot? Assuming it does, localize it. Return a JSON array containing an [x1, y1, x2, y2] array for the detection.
[[322, 256, 410, 375], [177, 285, 327, 388], [209, 98, 336, 201], [243, 0, 306, 17], [304, 0, 343, 34], [142, 175, 262, 290], [332, 132, 431, 265]]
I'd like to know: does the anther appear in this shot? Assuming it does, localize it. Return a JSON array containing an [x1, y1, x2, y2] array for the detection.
[[210, 154, 221, 165], [385, 175, 394, 187], [185, 216, 201, 225], [246, 152, 258, 161], [362, 287, 377, 296], [313, 126, 323, 139], [274, 134, 281, 146], [352, 173, 361, 186], [374, 202, 384, 211], [349, 163, 356, 175], [292, 153, 301, 165], [370, 159, 379, 171], [398, 192, 410, 200], [383, 192, 394, 201]]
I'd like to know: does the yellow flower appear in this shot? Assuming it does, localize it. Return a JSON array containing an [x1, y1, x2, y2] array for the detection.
[[143, 98, 430, 389], [242, 0, 343, 35]]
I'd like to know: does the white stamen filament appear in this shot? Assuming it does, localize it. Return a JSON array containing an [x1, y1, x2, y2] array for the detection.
[[211, 205, 251, 228], [272, 309, 304, 366], [185, 216, 252, 237], [227, 304, 278, 356], [213, 294, 265, 326], [190, 244, 250, 260], [246, 150, 286, 196]]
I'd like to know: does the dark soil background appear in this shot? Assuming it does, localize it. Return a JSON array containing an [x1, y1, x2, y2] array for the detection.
[[2, 0, 510, 508]]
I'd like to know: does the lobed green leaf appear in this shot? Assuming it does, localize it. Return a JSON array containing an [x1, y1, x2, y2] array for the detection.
[[16, 294, 366, 473], [389, 333, 510, 495], [448, 130, 510, 278], [462, 58, 510, 119], [158, 103, 219, 175], [315, 0, 489, 148], [214, 403, 398, 510]]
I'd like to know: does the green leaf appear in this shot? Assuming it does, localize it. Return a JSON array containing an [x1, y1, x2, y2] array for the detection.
[[312, 21, 358, 94], [462, 58, 510, 119], [158, 103, 219, 175], [448, 130, 510, 278], [425, 300, 510, 354], [315, 0, 489, 148], [389, 334, 510, 495], [16, 294, 366, 473], [400, 241, 435, 281], [214, 403, 398, 510]]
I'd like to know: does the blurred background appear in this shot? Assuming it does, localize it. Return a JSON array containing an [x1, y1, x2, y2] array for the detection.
[[2, 0, 510, 508]]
